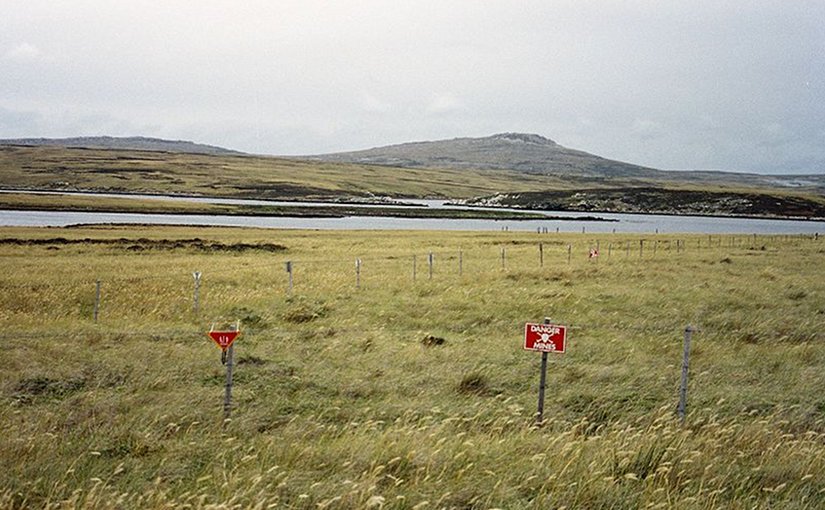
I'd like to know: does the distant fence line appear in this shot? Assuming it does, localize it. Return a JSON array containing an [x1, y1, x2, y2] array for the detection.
[[0, 233, 819, 292], [0, 233, 819, 324], [103, 234, 822, 320]]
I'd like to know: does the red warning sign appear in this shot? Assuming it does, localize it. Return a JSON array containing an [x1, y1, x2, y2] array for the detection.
[[208, 330, 240, 351], [524, 322, 567, 353]]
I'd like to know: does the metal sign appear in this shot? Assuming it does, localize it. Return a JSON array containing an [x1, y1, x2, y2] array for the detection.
[[524, 322, 567, 353], [208, 330, 240, 351]]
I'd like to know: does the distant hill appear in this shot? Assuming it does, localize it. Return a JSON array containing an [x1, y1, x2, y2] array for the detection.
[[0, 136, 244, 156], [307, 132, 825, 192], [309, 132, 663, 178]]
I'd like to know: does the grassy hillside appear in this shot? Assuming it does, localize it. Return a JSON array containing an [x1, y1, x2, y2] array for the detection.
[[0, 145, 569, 200], [2, 144, 824, 219], [1, 226, 824, 508]]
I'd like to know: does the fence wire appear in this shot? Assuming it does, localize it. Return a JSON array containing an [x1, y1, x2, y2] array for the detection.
[[3, 232, 815, 288], [0, 234, 820, 333], [0, 320, 704, 344]]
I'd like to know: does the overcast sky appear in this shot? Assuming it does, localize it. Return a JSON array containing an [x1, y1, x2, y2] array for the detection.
[[2, 1, 823, 174]]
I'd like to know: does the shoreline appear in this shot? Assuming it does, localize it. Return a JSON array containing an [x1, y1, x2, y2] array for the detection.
[[2, 187, 823, 223], [0, 189, 612, 222], [451, 201, 825, 223]]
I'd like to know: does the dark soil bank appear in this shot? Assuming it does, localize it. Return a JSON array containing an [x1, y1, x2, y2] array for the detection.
[[468, 187, 825, 219]]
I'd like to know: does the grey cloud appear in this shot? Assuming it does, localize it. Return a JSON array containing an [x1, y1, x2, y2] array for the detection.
[[0, 0, 823, 173], [0, 106, 41, 132]]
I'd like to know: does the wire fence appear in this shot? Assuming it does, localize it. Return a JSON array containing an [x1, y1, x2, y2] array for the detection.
[[0, 233, 818, 330], [2, 232, 822, 430]]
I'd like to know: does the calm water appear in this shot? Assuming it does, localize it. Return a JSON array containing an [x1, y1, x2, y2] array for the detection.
[[1, 209, 823, 234], [0, 191, 822, 234]]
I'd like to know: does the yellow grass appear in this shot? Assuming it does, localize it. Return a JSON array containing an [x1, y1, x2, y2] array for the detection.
[[1, 226, 823, 509], [0, 146, 568, 199]]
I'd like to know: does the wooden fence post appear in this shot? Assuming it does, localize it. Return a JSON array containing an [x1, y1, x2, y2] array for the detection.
[[677, 325, 695, 424], [192, 271, 202, 314], [285, 261, 293, 296], [93, 280, 101, 322]]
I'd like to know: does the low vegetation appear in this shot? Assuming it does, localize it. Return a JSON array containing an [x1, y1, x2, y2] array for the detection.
[[1, 225, 823, 508], [0, 192, 553, 220]]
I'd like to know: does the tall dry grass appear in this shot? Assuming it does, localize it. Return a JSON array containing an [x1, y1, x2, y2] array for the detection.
[[1, 226, 823, 508]]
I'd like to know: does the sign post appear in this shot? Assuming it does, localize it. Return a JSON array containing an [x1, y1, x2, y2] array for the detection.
[[524, 318, 567, 426], [537, 348, 548, 426], [207, 322, 241, 422]]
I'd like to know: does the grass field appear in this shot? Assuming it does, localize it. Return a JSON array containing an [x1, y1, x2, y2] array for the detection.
[[1, 226, 824, 509]]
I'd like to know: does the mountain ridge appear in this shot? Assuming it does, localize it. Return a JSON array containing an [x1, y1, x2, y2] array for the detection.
[[306, 132, 825, 193], [0, 136, 244, 156], [4, 134, 823, 192]]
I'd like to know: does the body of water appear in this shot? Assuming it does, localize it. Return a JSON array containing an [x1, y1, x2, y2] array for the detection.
[[0, 190, 822, 234], [1, 209, 822, 234]]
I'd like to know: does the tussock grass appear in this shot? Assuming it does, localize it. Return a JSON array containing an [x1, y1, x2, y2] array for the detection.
[[1, 226, 824, 508]]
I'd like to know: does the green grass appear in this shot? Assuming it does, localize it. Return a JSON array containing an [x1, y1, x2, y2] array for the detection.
[[1, 226, 824, 508]]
